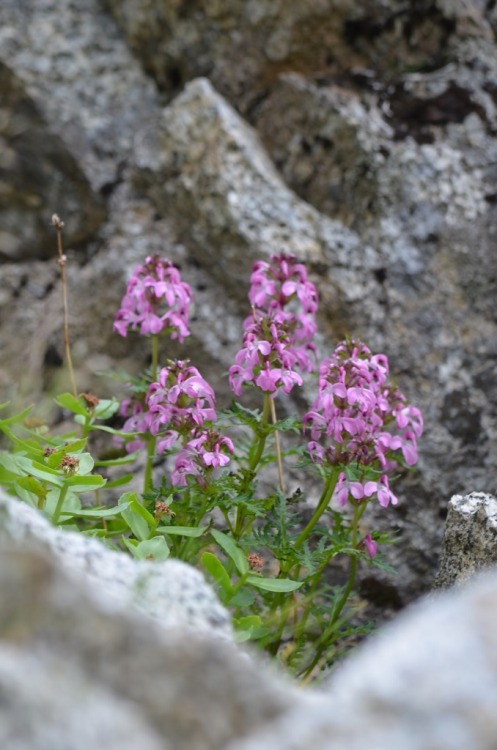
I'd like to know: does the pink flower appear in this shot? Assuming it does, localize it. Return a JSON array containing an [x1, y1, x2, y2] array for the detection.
[[245, 254, 318, 372], [147, 360, 216, 435], [114, 256, 193, 341], [171, 430, 234, 487], [306, 339, 422, 509], [229, 315, 303, 397]]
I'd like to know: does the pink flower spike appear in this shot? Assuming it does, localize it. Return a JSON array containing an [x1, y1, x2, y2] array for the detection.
[[114, 256, 193, 341]]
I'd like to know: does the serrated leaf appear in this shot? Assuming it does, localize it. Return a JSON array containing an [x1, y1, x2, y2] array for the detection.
[[246, 575, 302, 593], [211, 529, 249, 575], [201, 552, 233, 598]]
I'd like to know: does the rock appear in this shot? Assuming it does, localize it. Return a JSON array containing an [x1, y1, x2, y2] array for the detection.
[[0, 490, 232, 638], [5, 486, 497, 750], [0, 0, 161, 194], [0, 543, 296, 750], [101, 0, 358, 106], [0, 646, 167, 750], [2, 0, 497, 617], [0, 62, 106, 261], [227, 570, 497, 750], [135, 77, 381, 315], [434, 492, 497, 588]]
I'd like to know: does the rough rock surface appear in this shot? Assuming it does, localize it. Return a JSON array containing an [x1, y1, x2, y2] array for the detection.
[[3, 499, 497, 750], [0, 490, 232, 638], [1, 0, 497, 612], [0, 543, 296, 750], [229, 570, 497, 750], [434, 492, 497, 589]]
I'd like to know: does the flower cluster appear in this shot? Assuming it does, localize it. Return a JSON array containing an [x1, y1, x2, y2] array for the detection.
[[145, 361, 233, 487], [114, 255, 192, 340], [172, 430, 234, 487], [304, 340, 423, 507], [146, 360, 216, 436], [247, 254, 318, 372], [229, 315, 303, 397]]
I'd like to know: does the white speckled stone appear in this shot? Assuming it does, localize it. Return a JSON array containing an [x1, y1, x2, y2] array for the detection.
[[0, 490, 232, 638]]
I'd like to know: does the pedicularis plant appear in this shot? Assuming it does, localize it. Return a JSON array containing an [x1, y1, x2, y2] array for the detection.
[[0, 218, 423, 680]]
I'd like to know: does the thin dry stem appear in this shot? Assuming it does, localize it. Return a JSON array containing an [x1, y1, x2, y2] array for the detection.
[[270, 397, 285, 493], [51, 214, 77, 397]]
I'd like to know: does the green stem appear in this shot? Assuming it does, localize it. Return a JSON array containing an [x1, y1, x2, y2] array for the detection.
[[268, 467, 341, 655], [234, 395, 270, 537], [150, 335, 159, 382], [179, 484, 211, 562], [143, 335, 160, 497], [280, 467, 340, 579], [52, 483, 69, 525], [300, 502, 366, 680]]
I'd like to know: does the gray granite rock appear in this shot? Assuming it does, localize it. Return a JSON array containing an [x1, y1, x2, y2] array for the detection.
[[2, 0, 497, 618], [0, 544, 295, 750], [434, 492, 497, 588], [0, 647, 167, 750], [228, 569, 497, 750], [0, 62, 105, 261], [136, 77, 380, 312], [4, 493, 497, 749], [0, 490, 232, 638]]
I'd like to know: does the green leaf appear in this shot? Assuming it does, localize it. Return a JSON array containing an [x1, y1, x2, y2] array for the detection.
[[93, 398, 120, 420], [4, 454, 64, 486], [211, 529, 249, 576], [133, 537, 170, 561], [121, 537, 139, 556], [94, 452, 142, 467], [65, 505, 123, 519], [103, 473, 134, 489], [229, 588, 256, 608], [246, 575, 302, 593], [156, 525, 207, 538], [44, 488, 81, 518], [55, 393, 89, 417], [201, 552, 233, 598], [14, 475, 47, 500], [0, 405, 33, 427], [233, 615, 272, 642], [61, 439, 87, 454], [63, 474, 107, 492], [46, 450, 94, 475], [118, 492, 151, 541]]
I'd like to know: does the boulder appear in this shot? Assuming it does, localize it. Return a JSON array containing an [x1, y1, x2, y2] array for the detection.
[[3, 492, 497, 750], [0, 542, 296, 750], [0, 490, 232, 638], [434, 492, 497, 588], [229, 569, 497, 750]]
